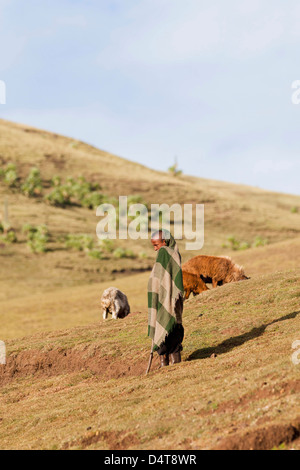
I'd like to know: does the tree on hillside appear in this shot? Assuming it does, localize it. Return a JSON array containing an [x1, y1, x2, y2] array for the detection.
[[168, 157, 183, 177]]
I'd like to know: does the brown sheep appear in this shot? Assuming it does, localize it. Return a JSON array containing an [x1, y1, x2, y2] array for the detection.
[[182, 270, 209, 300], [183, 255, 249, 289]]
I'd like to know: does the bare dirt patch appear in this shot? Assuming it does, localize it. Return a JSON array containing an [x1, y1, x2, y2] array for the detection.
[[213, 418, 300, 450], [218, 380, 300, 415], [198, 380, 300, 418], [62, 430, 140, 450], [0, 347, 160, 385]]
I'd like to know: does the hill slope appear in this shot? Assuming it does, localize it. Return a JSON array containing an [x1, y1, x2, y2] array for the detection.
[[0, 119, 300, 450], [0, 118, 300, 304], [1, 236, 300, 340], [0, 268, 299, 450]]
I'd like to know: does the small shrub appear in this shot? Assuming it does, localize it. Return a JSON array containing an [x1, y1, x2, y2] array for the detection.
[[81, 192, 105, 210], [113, 247, 136, 259], [80, 234, 94, 252], [127, 195, 146, 205], [50, 175, 62, 187], [224, 235, 268, 250], [113, 247, 127, 258], [45, 186, 72, 207], [25, 225, 49, 253], [69, 141, 79, 149], [168, 159, 182, 177], [253, 236, 268, 248], [227, 236, 242, 251], [1, 163, 18, 187], [98, 239, 115, 253], [21, 167, 43, 197], [65, 234, 94, 252], [291, 206, 299, 214], [125, 249, 135, 259], [45, 176, 103, 209], [65, 235, 83, 251], [66, 176, 100, 200], [239, 241, 251, 250], [22, 224, 35, 235], [88, 249, 103, 260], [1, 221, 12, 234], [1, 229, 17, 244], [224, 236, 250, 251]]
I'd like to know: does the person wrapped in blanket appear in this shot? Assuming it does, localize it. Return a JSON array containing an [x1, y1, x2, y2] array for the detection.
[[148, 229, 184, 367]]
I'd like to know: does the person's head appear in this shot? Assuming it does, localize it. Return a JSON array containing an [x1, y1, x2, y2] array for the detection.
[[151, 230, 167, 252]]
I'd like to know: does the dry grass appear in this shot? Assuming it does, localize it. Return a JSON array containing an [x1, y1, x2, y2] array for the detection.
[[0, 271, 150, 340], [0, 270, 299, 450], [0, 118, 300, 450], [1, 237, 300, 341], [1, 118, 300, 303]]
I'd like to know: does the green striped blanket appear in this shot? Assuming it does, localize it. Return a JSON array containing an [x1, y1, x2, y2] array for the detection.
[[148, 234, 184, 351]]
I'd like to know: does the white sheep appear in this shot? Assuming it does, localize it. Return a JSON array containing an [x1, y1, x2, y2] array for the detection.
[[101, 287, 130, 320]]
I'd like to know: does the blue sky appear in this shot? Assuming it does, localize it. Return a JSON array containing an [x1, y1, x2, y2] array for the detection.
[[0, 0, 299, 194]]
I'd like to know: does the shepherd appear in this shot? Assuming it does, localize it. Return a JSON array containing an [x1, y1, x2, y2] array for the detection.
[[147, 229, 185, 372]]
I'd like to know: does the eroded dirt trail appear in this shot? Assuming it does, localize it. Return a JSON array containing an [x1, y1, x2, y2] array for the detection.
[[0, 347, 160, 385]]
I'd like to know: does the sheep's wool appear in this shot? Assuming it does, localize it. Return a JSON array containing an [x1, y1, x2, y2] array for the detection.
[[148, 233, 184, 351]]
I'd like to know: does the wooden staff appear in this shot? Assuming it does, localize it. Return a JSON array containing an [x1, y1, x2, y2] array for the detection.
[[145, 340, 154, 375]]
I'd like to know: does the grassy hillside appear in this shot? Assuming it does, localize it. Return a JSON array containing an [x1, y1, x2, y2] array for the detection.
[[0, 268, 299, 450], [0, 118, 300, 303], [1, 237, 300, 341], [0, 118, 300, 450]]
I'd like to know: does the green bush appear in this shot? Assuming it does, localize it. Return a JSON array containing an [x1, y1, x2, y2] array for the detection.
[[66, 177, 88, 200], [50, 175, 62, 187], [127, 195, 146, 205], [45, 186, 72, 207], [88, 249, 103, 260], [1, 229, 17, 244], [98, 239, 115, 253], [227, 236, 242, 251], [113, 247, 136, 259], [65, 234, 94, 252], [65, 234, 83, 251], [21, 167, 43, 197], [223, 235, 268, 250], [239, 241, 251, 250], [24, 225, 49, 253], [45, 176, 103, 209], [81, 192, 106, 210], [1, 221, 12, 234], [253, 236, 268, 248], [0, 163, 18, 187], [168, 160, 183, 177], [113, 247, 127, 258], [66, 176, 100, 200], [22, 224, 34, 235], [224, 236, 250, 251], [291, 206, 299, 214]]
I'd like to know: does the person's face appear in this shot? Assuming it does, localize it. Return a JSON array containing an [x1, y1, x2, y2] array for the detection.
[[151, 238, 166, 252]]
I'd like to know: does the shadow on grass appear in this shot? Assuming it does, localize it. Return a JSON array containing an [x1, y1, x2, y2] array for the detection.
[[187, 310, 300, 361]]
